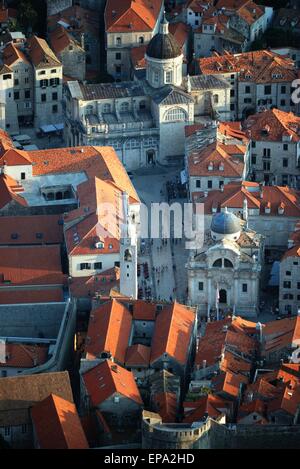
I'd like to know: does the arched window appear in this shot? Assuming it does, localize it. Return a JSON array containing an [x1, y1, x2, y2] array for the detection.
[[124, 249, 132, 262], [103, 103, 111, 113], [213, 259, 222, 267], [165, 108, 187, 122], [224, 259, 233, 268], [213, 94, 219, 104], [120, 102, 129, 113], [139, 36, 144, 44]]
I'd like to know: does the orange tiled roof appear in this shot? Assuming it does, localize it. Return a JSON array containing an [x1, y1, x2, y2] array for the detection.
[[194, 181, 300, 217], [244, 109, 300, 143], [0, 214, 63, 245], [27, 35, 61, 69], [105, 0, 163, 33], [83, 359, 143, 406], [150, 302, 195, 365], [0, 343, 49, 368], [0, 288, 64, 305], [125, 344, 151, 367], [0, 245, 64, 286], [262, 316, 300, 353], [188, 141, 245, 178], [187, 0, 213, 13], [212, 370, 248, 398], [130, 45, 147, 69], [31, 394, 89, 449], [281, 245, 300, 260], [29, 146, 139, 203], [85, 299, 132, 364], [69, 267, 120, 299], [3, 42, 29, 66], [199, 50, 297, 84], [169, 22, 190, 49], [218, 121, 249, 143], [132, 300, 157, 320], [0, 148, 32, 166], [0, 174, 27, 210], [50, 25, 83, 55], [220, 350, 252, 375], [152, 392, 177, 423], [184, 394, 232, 422]]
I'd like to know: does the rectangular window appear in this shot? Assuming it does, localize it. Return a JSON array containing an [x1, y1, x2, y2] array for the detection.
[[40, 79, 48, 87], [116, 52, 121, 60], [242, 283, 248, 292], [198, 282, 204, 291], [230, 103, 235, 111], [14, 91, 19, 100], [263, 148, 271, 157], [207, 180, 212, 189], [14, 78, 19, 86], [263, 161, 270, 171], [80, 263, 91, 270], [283, 281, 291, 288], [94, 262, 102, 270], [4, 427, 10, 436], [196, 179, 201, 188], [41, 94, 46, 102], [264, 85, 271, 95], [283, 158, 288, 168], [281, 85, 286, 94], [251, 155, 256, 165], [245, 86, 251, 94], [50, 77, 59, 86], [25, 89, 30, 99], [244, 98, 252, 104], [283, 144, 288, 151], [25, 77, 29, 84], [38, 70, 46, 75], [52, 104, 58, 113], [280, 99, 286, 106], [52, 92, 58, 100], [51, 69, 57, 73], [251, 141, 256, 148], [286, 271, 291, 276]]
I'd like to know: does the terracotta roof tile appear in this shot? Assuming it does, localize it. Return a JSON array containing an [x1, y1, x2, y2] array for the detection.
[[184, 394, 232, 422], [132, 300, 157, 320], [27, 35, 61, 69], [70, 267, 120, 299], [150, 302, 195, 365], [0, 174, 27, 210], [0, 288, 63, 304], [31, 394, 88, 449], [188, 141, 245, 178], [85, 299, 132, 364], [195, 181, 300, 217], [152, 392, 177, 423], [50, 25, 83, 55], [199, 50, 297, 84], [125, 344, 151, 366], [0, 245, 64, 286], [0, 214, 63, 245], [105, 0, 163, 33], [3, 42, 30, 66], [0, 343, 49, 368], [244, 109, 300, 143], [83, 359, 143, 406]]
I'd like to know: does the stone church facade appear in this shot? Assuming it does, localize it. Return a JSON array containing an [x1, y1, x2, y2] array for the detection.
[[63, 15, 230, 170], [187, 209, 264, 318]]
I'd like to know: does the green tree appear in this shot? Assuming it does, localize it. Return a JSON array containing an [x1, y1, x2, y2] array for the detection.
[[17, 0, 38, 32]]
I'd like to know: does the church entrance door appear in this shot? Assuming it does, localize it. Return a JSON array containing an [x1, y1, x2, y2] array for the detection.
[[147, 150, 155, 165], [219, 289, 227, 304]]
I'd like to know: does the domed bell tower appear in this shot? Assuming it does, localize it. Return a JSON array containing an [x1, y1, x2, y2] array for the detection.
[[145, 12, 183, 89]]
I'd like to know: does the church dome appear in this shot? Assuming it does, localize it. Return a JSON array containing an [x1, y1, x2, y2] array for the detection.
[[146, 15, 181, 60], [211, 210, 241, 235]]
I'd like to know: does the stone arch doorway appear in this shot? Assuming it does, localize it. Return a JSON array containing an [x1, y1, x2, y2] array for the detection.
[[147, 150, 155, 165], [219, 289, 227, 304]]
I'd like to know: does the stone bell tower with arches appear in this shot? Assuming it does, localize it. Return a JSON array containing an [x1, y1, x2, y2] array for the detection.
[[120, 192, 138, 299]]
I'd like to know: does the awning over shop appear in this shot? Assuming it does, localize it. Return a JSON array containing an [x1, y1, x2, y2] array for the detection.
[[40, 124, 57, 133], [54, 123, 64, 131]]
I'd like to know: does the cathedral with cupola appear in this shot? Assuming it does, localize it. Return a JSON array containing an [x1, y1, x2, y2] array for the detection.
[[64, 15, 230, 169], [187, 208, 265, 318]]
